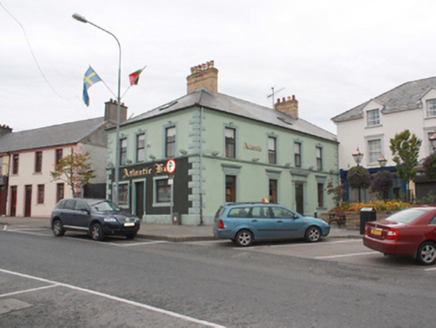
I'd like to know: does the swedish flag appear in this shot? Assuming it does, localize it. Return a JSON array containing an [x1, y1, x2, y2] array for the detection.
[[82, 66, 102, 106]]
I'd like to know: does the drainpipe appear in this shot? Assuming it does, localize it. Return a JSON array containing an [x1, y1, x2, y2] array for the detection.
[[199, 106, 204, 225]]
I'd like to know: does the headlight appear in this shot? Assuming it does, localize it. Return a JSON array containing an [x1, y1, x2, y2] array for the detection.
[[104, 217, 117, 222]]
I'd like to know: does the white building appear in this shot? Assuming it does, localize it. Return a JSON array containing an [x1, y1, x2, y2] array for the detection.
[[332, 76, 436, 201]]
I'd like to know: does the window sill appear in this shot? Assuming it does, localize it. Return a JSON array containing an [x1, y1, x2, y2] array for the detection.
[[365, 124, 382, 129]]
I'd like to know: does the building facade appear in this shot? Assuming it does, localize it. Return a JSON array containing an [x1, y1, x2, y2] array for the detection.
[[332, 77, 436, 201], [107, 62, 339, 225], [0, 100, 126, 217]]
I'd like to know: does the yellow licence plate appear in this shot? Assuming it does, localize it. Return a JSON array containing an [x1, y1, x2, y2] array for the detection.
[[371, 228, 382, 236]]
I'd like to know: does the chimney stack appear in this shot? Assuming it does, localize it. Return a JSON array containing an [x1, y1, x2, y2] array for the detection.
[[275, 95, 298, 118], [0, 125, 12, 136], [187, 60, 218, 94], [104, 99, 128, 125]]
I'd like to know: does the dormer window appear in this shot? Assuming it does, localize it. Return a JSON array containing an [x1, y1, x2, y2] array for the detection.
[[426, 99, 436, 117], [367, 109, 380, 126]]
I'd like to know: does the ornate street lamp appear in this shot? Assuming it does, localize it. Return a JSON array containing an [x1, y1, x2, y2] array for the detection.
[[378, 155, 387, 168], [429, 133, 436, 153], [352, 148, 364, 167], [72, 13, 122, 204]]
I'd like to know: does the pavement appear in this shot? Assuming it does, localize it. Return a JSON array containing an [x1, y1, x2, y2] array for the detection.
[[1, 216, 362, 241]]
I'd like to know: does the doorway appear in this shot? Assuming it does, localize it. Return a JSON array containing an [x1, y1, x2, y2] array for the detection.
[[10, 186, 17, 217], [134, 181, 145, 218], [24, 185, 32, 217], [295, 182, 304, 215]]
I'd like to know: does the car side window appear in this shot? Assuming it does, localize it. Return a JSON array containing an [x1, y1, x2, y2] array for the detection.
[[270, 207, 294, 219], [228, 207, 250, 218], [429, 215, 436, 225], [74, 200, 86, 211], [64, 199, 75, 210], [251, 207, 269, 218]]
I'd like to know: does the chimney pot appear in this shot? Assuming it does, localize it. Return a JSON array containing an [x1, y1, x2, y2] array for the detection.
[[277, 98, 281, 103], [292, 95, 295, 100], [287, 96, 291, 101]]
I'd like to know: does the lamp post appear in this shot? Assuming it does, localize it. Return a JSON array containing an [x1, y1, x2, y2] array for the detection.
[[352, 148, 364, 202], [378, 155, 387, 169], [72, 13, 122, 204]]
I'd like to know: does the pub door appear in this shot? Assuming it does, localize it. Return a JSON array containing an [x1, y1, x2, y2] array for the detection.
[[10, 186, 17, 217], [295, 182, 304, 215], [134, 181, 145, 218]]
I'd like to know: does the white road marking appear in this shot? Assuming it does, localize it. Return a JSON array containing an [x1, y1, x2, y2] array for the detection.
[[0, 284, 59, 298], [315, 251, 378, 259], [3, 230, 49, 237], [424, 267, 436, 271], [111, 240, 168, 247], [0, 268, 225, 328]]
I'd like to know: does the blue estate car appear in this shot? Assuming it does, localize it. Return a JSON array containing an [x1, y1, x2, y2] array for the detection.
[[51, 198, 140, 241], [213, 203, 330, 246]]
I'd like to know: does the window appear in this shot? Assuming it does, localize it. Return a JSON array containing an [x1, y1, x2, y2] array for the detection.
[[55, 149, 63, 167], [56, 183, 64, 202], [251, 206, 270, 218], [0, 157, 2, 175], [118, 183, 129, 206], [269, 179, 277, 204], [226, 175, 236, 202], [294, 143, 301, 168], [166, 127, 176, 158], [270, 207, 294, 219], [136, 133, 145, 162], [35, 151, 42, 173], [268, 137, 276, 164], [368, 139, 382, 163], [12, 154, 19, 175], [317, 183, 324, 207], [120, 139, 127, 165], [156, 179, 171, 203], [427, 99, 436, 117], [225, 128, 236, 158], [37, 185, 44, 204], [367, 109, 380, 126], [316, 147, 323, 171]]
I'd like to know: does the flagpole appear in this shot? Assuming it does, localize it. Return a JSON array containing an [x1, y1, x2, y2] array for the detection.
[[73, 13, 122, 204]]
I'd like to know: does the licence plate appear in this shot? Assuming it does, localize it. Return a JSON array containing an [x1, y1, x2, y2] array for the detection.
[[371, 228, 382, 236], [124, 222, 135, 227]]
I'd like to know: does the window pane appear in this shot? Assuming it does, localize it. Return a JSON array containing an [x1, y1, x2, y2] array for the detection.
[[225, 128, 235, 158], [120, 139, 127, 165], [35, 151, 42, 173], [294, 143, 301, 168], [226, 175, 236, 202], [156, 179, 171, 203], [367, 109, 380, 126], [268, 137, 276, 164], [37, 185, 44, 204], [317, 183, 324, 207], [166, 127, 176, 158], [368, 139, 381, 163], [316, 147, 322, 171], [427, 99, 436, 117], [137, 133, 145, 162], [118, 183, 129, 205]]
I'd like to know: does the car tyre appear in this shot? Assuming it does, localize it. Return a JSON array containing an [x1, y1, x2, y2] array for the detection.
[[305, 226, 321, 242], [90, 223, 105, 241], [52, 219, 65, 237], [126, 232, 137, 240], [417, 241, 436, 265], [235, 229, 253, 247]]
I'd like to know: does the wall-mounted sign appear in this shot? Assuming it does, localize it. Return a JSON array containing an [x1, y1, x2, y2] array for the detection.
[[243, 142, 262, 152], [121, 163, 168, 180]]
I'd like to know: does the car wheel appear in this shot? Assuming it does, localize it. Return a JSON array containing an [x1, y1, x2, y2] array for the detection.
[[126, 232, 137, 240], [417, 241, 436, 265], [235, 229, 253, 247], [90, 223, 105, 241], [52, 219, 65, 237], [305, 226, 321, 242]]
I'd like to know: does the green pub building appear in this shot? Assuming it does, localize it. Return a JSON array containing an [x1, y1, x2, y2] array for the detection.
[[106, 61, 338, 225]]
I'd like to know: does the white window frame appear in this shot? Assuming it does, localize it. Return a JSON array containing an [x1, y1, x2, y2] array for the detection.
[[427, 99, 436, 118], [367, 109, 380, 127]]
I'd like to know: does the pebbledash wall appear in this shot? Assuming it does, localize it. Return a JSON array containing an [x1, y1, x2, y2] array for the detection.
[[106, 62, 339, 225]]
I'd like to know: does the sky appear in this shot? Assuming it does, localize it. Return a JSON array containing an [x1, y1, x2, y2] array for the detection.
[[2, 0, 436, 134]]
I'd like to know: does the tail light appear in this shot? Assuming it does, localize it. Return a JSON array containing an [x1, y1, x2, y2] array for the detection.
[[385, 228, 399, 240], [219, 219, 225, 229]]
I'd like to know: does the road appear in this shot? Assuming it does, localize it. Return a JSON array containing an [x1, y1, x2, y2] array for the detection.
[[1, 227, 435, 327]]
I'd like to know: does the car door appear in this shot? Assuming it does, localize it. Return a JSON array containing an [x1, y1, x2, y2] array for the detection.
[[271, 206, 306, 239], [61, 199, 76, 226], [248, 206, 276, 240], [73, 200, 91, 228]]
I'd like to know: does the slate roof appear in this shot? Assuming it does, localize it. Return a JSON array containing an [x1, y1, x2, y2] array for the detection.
[[0, 117, 105, 153], [332, 76, 436, 123], [125, 88, 337, 142]]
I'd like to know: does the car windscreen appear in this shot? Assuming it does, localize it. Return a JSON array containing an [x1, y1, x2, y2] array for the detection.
[[385, 209, 426, 224], [89, 200, 121, 212]]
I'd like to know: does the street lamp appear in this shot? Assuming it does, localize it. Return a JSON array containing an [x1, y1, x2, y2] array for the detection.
[[72, 13, 122, 204], [429, 133, 436, 153], [378, 155, 387, 168], [352, 148, 364, 167]]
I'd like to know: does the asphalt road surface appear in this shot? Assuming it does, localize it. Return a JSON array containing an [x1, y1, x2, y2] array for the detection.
[[1, 227, 435, 327]]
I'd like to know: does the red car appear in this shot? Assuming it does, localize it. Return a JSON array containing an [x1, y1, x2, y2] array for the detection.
[[363, 206, 436, 265]]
